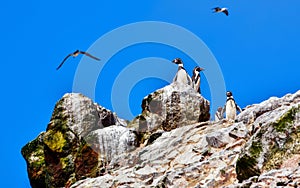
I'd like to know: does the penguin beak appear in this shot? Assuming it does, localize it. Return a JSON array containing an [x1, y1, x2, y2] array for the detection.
[[199, 67, 205, 71]]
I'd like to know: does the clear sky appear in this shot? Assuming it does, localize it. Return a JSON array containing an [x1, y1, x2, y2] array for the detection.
[[1, 1, 300, 187]]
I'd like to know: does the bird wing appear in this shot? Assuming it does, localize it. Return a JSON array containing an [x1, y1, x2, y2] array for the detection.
[[79, 51, 100, 61], [56, 54, 72, 70], [223, 9, 229, 16]]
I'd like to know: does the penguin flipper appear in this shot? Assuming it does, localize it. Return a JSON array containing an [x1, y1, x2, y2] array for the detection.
[[173, 74, 178, 83], [236, 105, 243, 113], [186, 74, 193, 86]]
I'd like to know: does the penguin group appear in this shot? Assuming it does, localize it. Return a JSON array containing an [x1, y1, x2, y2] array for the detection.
[[171, 58, 242, 122], [56, 2, 235, 122], [172, 58, 204, 94]]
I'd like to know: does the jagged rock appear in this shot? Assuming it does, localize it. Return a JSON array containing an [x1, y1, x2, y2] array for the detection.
[[85, 125, 138, 163], [23, 90, 300, 188], [21, 133, 46, 188], [21, 93, 136, 188], [68, 90, 300, 188], [236, 91, 300, 182], [237, 90, 300, 125], [228, 122, 249, 139], [128, 82, 210, 143], [69, 121, 247, 187], [228, 167, 300, 188], [47, 93, 126, 138]]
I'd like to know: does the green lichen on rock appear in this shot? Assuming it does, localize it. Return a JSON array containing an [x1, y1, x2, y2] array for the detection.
[[21, 133, 46, 188], [43, 130, 67, 153], [273, 106, 300, 132], [47, 97, 74, 131], [237, 106, 300, 182], [249, 140, 262, 159], [236, 129, 263, 182], [74, 143, 101, 179], [264, 131, 300, 171], [263, 106, 300, 171], [60, 155, 74, 172]]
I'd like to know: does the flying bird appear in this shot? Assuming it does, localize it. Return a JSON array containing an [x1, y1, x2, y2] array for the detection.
[[212, 7, 229, 16], [56, 50, 100, 70]]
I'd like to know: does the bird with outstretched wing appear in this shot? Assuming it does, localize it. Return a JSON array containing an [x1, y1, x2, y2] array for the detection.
[[212, 7, 229, 16], [56, 50, 100, 70]]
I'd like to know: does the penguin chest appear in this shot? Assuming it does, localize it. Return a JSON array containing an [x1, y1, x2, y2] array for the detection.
[[174, 69, 191, 85], [226, 100, 237, 120]]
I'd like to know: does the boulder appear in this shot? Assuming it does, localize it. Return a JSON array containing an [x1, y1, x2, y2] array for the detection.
[[128, 82, 210, 143], [21, 93, 136, 188]]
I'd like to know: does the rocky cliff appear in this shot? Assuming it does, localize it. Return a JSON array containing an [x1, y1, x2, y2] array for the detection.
[[22, 85, 300, 187]]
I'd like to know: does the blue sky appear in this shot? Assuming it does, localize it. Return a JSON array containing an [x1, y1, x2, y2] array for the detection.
[[1, 1, 300, 187]]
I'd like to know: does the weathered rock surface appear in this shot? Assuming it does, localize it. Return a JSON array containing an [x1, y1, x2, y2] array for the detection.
[[235, 90, 300, 183], [23, 89, 300, 188], [69, 90, 300, 188], [128, 82, 210, 143], [21, 93, 135, 188]]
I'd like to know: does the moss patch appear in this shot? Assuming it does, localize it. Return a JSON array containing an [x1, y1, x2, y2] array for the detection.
[[273, 106, 300, 132], [264, 131, 300, 171], [263, 106, 300, 171], [43, 130, 67, 153], [21, 133, 46, 188], [47, 97, 73, 131], [236, 130, 263, 182], [249, 141, 263, 159]]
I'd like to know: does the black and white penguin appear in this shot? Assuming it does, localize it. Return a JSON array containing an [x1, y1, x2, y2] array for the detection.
[[222, 91, 242, 122], [212, 7, 229, 16], [191, 66, 204, 94], [56, 50, 100, 70], [172, 58, 193, 86]]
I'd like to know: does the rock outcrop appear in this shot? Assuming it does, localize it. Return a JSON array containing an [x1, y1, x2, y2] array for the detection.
[[235, 90, 300, 184], [21, 93, 136, 188], [22, 89, 300, 188], [128, 82, 210, 143], [70, 90, 300, 188]]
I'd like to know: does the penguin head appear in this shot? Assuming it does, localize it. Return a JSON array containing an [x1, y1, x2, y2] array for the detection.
[[193, 66, 205, 73], [172, 58, 183, 65], [226, 91, 233, 97]]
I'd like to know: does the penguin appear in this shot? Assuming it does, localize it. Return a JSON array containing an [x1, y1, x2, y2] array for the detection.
[[212, 7, 229, 16], [172, 58, 193, 87], [56, 50, 100, 70], [191, 66, 204, 94], [222, 91, 242, 122]]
